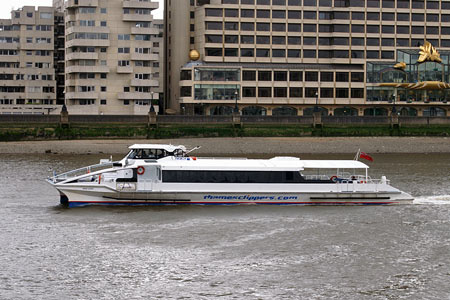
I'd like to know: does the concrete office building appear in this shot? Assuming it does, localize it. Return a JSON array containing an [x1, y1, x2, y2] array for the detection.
[[0, 6, 59, 115], [64, 0, 162, 114], [165, 0, 449, 116]]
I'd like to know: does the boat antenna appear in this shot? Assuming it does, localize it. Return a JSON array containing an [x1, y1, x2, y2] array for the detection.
[[354, 149, 361, 161]]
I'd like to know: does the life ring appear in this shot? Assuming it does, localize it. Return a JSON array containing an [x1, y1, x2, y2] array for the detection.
[[137, 166, 145, 175], [330, 175, 338, 182]]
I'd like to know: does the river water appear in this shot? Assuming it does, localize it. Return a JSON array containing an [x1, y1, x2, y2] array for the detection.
[[0, 153, 449, 299]]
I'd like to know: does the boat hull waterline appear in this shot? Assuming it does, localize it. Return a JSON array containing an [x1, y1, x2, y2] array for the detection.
[[58, 189, 413, 208]]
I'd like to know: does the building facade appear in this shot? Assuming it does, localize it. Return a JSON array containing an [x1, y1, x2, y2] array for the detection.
[[64, 0, 162, 114], [166, 0, 449, 116], [0, 6, 59, 115]]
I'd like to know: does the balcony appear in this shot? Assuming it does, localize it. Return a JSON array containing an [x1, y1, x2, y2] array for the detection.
[[66, 39, 110, 48], [117, 92, 152, 100], [130, 79, 158, 87], [66, 52, 99, 60], [131, 27, 159, 35], [122, 14, 154, 22], [65, 91, 99, 100], [65, 0, 98, 8], [117, 66, 133, 73], [123, 0, 158, 9], [66, 65, 110, 73], [66, 26, 110, 35], [0, 43, 19, 50], [130, 52, 158, 61]]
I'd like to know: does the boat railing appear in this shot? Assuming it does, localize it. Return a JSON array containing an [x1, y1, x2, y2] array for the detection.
[[49, 161, 116, 183], [304, 174, 330, 181]]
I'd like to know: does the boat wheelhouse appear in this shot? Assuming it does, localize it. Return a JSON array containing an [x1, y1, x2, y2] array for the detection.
[[47, 144, 413, 207]]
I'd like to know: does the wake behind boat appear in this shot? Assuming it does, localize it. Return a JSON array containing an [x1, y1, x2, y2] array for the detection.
[[46, 144, 413, 207]]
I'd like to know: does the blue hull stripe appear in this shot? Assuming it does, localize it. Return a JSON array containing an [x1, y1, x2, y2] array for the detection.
[[67, 201, 395, 208]]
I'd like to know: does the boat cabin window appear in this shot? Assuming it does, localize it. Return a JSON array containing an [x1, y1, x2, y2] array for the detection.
[[128, 149, 168, 160], [163, 170, 309, 183]]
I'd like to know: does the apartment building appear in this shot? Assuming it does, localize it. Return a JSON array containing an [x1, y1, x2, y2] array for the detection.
[[64, 0, 162, 115], [166, 0, 449, 117], [0, 6, 59, 115]]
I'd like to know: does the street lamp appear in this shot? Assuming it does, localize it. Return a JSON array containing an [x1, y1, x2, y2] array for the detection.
[[314, 91, 319, 112], [391, 94, 396, 115], [150, 91, 155, 113], [234, 90, 239, 113]]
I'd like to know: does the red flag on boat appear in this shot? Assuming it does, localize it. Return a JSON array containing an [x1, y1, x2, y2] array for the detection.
[[359, 152, 373, 162]]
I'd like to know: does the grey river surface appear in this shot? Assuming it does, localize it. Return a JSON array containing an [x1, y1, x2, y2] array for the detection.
[[0, 153, 449, 300]]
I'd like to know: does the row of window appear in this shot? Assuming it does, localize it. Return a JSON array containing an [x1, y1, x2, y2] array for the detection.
[[181, 69, 364, 82], [205, 48, 394, 59], [0, 74, 53, 81], [206, 21, 450, 34], [13, 11, 52, 19], [220, 0, 446, 9], [163, 170, 308, 183], [206, 9, 450, 22], [184, 86, 364, 99], [205, 35, 433, 47], [0, 99, 54, 105]]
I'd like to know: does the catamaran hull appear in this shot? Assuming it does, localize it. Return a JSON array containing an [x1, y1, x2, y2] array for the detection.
[[57, 188, 413, 208]]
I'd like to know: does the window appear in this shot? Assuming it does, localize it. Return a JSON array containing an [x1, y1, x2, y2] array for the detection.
[[303, 37, 316, 45], [305, 87, 318, 97], [288, 37, 301, 45], [320, 88, 333, 98], [382, 12, 394, 21], [350, 88, 364, 98], [272, 23, 286, 32], [272, 49, 285, 57], [241, 35, 254, 44], [303, 50, 316, 58], [243, 70, 256, 81], [225, 9, 238, 17], [118, 34, 130, 40], [288, 49, 300, 57], [225, 22, 238, 30], [240, 48, 254, 57], [101, 86, 107, 92], [305, 72, 318, 81], [303, 11, 316, 19], [257, 10, 270, 18], [256, 49, 270, 57], [180, 86, 192, 97], [242, 87, 256, 97], [320, 72, 333, 82], [290, 71, 302, 81], [241, 22, 254, 31], [225, 35, 238, 43], [336, 88, 348, 98], [352, 12, 364, 20], [397, 13, 409, 22], [258, 71, 272, 81], [272, 36, 285, 44], [118, 47, 130, 53], [206, 8, 222, 17], [274, 71, 287, 81], [206, 48, 222, 56], [274, 87, 287, 98], [206, 35, 222, 43], [258, 87, 271, 97], [100, 99, 107, 105], [241, 9, 254, 18], [303, 24, 316, 32], [288, 24, 301, 32], [290, 87, 302, 97], [336, 72, 349, 82], [206, 22, 222, 30], [256, 23, 270, 31], [101, 8, 107, 13], [257, 36, 270, 44]]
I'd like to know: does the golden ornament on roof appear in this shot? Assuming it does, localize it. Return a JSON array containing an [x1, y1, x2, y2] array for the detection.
[[393, 62, 406, 70], [418, 41, 442, 63], [189, 49, 200, 61]]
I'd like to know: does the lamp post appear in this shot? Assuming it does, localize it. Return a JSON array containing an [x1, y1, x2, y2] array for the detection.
[[234, 90, 239, 113], [314, 91, 319, 112], [391, 93, 396, 115], [150, 91, 155, 113]]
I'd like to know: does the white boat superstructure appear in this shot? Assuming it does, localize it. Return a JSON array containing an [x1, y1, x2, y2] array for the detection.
[[47, 144, 413, 207]]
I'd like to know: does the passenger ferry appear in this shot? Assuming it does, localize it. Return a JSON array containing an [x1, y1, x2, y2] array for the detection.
[[47, 144, 413, 207]]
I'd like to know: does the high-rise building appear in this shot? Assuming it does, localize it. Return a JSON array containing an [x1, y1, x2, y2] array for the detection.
[[0, 6, 59, 115], [64, 0, 162, 114], [165, 0, 449, 117]]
